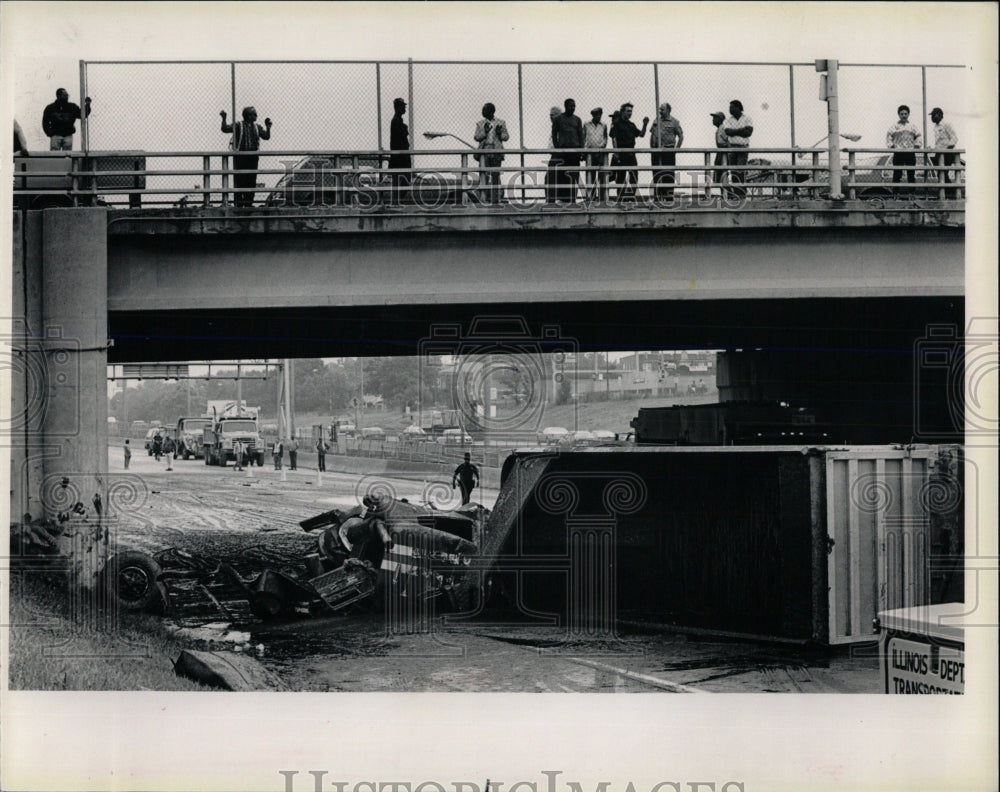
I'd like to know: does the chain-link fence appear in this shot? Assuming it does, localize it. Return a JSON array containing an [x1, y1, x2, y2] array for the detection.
[[68, 59, 967, 206]]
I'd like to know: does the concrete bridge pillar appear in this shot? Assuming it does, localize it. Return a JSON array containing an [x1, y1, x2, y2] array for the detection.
[[35, 208, 109, 587]]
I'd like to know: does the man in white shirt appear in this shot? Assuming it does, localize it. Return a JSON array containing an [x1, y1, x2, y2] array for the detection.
[[723, 100, 753, 196], [583, 107, 609, 202], [885, 104, 921, 187]]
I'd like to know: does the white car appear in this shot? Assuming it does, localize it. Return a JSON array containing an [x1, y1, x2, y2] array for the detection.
[[438, 429, 473, 445], [537, 426, 569, 444]]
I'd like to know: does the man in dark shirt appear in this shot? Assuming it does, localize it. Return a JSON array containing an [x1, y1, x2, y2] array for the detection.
[[452, 452, 480, 506], [389, 97, 412, 203], [42, 88, 91, 150], [610, 102, 648, 201], [551, 98, 584, 203]]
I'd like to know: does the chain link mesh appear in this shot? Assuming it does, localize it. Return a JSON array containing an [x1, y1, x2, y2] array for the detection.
[[74, 60, 966, 206]]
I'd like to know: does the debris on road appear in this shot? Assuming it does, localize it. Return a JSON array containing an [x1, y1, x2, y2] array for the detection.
[[173, 648, 286, 691]]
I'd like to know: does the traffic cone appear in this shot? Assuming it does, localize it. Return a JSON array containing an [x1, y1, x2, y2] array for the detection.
[[246, 464, 253, 478]]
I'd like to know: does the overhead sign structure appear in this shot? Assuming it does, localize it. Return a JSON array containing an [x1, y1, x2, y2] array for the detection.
[[121, 364, 190, 380]]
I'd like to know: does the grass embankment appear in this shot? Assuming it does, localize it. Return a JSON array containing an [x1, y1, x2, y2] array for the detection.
[[6, 572, 207, 691]]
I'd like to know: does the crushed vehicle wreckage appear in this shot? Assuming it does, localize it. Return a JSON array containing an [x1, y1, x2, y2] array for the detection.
[[9, 495, 487, 627]]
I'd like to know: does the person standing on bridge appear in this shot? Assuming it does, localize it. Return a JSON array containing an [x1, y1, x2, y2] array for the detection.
[[610, 103, 648, 201], [42, 88, 91, 151], [473, 102, 509, 204], [708, 111, 730, 199], [551, 98, 584, 203], [220, 106, 271, 208], [452, 452, 480, 506], [929, 107, 959, 194], [583, 107, 609, 202], [649, 102, 684, 202], [388, 98, 411, 204], [723, 100, 753, 198], [885, 104, 921, 190]]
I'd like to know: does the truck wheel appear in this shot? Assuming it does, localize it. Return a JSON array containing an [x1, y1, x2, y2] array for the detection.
[[205, 451, 212, 465], [104, 551, 163, 612], [256, 452, 265, 467], [218, 451, 226, 467]]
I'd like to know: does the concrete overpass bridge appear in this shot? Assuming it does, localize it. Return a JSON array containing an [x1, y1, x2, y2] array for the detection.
[[8, 169, 965, 531]]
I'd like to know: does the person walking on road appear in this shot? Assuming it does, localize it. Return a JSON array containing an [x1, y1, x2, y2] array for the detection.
[[272, 438, 284, 470], [123, 439, 132, 470], [233, 439, 244, 471], [152, 431, 163, 462], [452, 452, 480, 506], [163, 436, 175, 470], [316, 436, 329, 472], [42, 88, 91, 150], [288, 437, 299, 470]]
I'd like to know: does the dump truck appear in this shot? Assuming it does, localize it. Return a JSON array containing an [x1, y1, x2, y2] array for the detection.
[[203, 415, 266, 467], [174, 416, 213, 460]]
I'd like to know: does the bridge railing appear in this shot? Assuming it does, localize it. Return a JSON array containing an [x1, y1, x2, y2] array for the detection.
[[12, 145, 966, 211]]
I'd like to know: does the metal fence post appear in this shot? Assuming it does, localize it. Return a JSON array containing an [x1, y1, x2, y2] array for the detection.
[[79, 60, 89, 152], [376, 63, 384, 152], [788, 64, 796, 149], [518, 63, 526, 205]]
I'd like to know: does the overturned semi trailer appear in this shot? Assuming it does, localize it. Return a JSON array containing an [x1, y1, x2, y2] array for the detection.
[[477, 445, 962, 644]]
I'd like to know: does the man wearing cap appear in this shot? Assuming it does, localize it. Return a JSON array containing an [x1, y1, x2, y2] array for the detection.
[[723, 100, 753, 196], [649, 103, 684, 201], [389, 98, 411, 203], [929, 107, 959, 194], [885, 104, 921, 189], [708, 111, 730, 198], [583, 107, 609, 202]]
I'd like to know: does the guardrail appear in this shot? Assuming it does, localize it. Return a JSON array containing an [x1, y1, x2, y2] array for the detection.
[[12, 146, 965, 211]]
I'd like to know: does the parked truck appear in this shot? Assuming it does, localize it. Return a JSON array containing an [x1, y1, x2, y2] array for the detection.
[[174, 417, 213, 460], [203, 415, 266, 467]]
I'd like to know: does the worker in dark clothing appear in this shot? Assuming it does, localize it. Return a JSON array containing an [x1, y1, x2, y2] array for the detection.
[[388, 97, 411, 203], [452, 452, 480, 505], [338, 497, 394, 570], [42, 88, 91, 150]]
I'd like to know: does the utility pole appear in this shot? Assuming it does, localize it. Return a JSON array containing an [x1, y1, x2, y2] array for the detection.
[[817, 59, 843, 199]]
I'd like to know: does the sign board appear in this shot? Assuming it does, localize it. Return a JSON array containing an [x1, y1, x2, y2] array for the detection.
[[879, 604, 965, 694], [122, 364, 189, 379]]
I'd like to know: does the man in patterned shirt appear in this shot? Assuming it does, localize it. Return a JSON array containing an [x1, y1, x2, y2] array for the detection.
[[885, 104, 921, 187], [220, 106, 272, 207], [723, 100, 753, 197], [929, 107, 959, 192]]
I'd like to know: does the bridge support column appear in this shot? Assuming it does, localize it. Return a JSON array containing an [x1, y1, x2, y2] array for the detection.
[[37, 208, 110, 589]]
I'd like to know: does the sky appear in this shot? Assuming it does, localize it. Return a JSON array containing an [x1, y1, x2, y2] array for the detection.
[[1, 4, 998, 792]]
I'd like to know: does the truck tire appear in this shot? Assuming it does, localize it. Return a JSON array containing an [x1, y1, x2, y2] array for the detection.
[[104, 551, 163, 612], [256, 452, 265, 467], [218, 450, 226, 467], [205, 450, 212, 465]]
